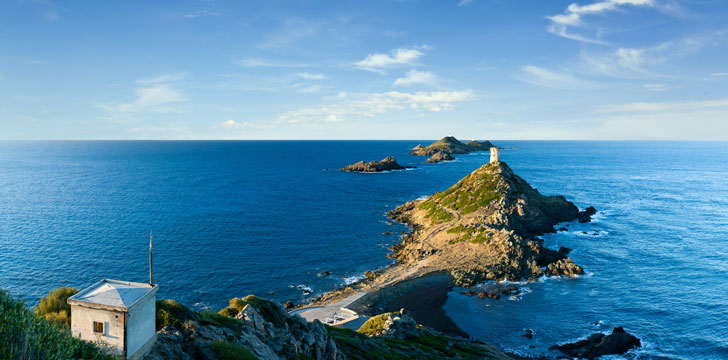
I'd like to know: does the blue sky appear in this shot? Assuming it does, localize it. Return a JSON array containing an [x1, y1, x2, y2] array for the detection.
[[1, 0, 727, 140]]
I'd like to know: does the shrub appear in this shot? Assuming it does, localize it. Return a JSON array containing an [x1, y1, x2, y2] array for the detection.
[[199, 311, 245, 334], [218, 307, 239, 317], [219, 296, 287, 328], [357, 312, 392, 337], [0, 289, 114, 360], [210, 339, 258, 360], [155, 299, 198, 330], [34, 286, 79, 327]]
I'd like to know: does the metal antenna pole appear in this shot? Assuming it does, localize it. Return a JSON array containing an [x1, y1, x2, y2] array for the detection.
[[149, 231, 153, 285]]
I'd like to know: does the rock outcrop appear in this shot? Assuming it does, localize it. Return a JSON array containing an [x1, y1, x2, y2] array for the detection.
[[549, 327, 641, 359], [147, 295, 514, 360], [146, 296, 342, 360], [386, 160, 586, 286], [341, 156, 414, 173], [425, 151, 455, 163], [578, 206, 598, 223]]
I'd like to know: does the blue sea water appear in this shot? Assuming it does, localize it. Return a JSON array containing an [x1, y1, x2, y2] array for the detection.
[[0, 140, 726, 359]]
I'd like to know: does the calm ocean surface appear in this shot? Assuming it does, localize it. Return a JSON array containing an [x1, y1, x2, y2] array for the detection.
[[1, 141, 726, 359]]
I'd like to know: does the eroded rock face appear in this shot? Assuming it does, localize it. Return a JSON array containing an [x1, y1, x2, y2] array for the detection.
[[425, 151, 455, 163], [341, 156, 414, 172], [378, 309, 422, 340], [549, 327, 641, 359], [386, 161, 588, 286], [578, 206, 598, 223], [145, 299, 343, 360]]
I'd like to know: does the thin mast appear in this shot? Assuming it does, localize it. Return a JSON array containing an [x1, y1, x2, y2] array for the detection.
[[149, 231, 153, 285]]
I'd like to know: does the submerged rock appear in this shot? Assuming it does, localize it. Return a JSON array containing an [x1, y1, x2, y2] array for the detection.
[[341, 156, 414, 172], [549, 326, 641, 359]]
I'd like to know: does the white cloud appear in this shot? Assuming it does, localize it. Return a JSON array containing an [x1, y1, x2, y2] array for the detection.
[[299, 84, 323, 93], [276, 89, 474, 124], [218, 119, 269, 129], [235, 58, 309, 68], [354, 47, 426, 73], [519, 65, 591, 88], [458, 0, 474, 6], [547, 0, 656, 43], [711, 72, 728, 77], [297, 72, 326, 80], [393, 70, 436, 86], [100, 74, 187, 116]]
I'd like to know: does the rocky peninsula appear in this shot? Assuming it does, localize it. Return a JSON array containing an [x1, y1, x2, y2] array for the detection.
[[340, 156, 414, 173], [311, 159, 595, 346]]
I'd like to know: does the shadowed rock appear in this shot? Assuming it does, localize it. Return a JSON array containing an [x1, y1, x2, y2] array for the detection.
[[549, 327, 641, 359]]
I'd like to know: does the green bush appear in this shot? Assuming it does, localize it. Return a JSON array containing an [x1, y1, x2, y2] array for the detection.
[[155, 299, 198, 330], [210, 339, 258, 360], [34, 286, 79, 327], [0, 289, 113, 360], [220, 295, 287, 328], [199, 311, 245, 334], [357, 312, 392, 337]]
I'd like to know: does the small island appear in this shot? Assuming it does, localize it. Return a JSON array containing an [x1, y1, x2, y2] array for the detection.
[[340, 156, 414, 173], [412, 136, 494, 163]]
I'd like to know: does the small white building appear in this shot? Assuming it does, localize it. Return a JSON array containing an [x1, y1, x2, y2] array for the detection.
[[68, 279, 158, 359]]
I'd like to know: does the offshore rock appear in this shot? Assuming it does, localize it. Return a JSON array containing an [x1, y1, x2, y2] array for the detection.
[[425, 151, 455, 163], [578, 206, 598, 223], [341, 156, 414, 172], [549, 326, 641, 359]]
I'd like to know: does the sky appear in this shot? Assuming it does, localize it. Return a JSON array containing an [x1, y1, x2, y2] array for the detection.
[[1, 0, 727, 140]]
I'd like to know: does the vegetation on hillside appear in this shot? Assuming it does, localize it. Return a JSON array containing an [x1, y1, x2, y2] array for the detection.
[[34, 286, 79, 327], [0, 289, 113, 360], [210, 339, 258, 360], [327, 325, 502, 360]]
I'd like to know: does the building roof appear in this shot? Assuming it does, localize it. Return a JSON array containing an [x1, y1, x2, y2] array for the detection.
[[68, 279, 157, 311]]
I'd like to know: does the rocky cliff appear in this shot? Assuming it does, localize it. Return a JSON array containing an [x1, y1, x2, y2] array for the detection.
[[340, 156, 413, 172], [425, 151, 455, 163], [386, 161, 585, 286]]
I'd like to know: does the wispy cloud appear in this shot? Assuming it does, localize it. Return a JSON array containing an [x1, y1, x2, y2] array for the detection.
[[183, 10, 219, 19], [595, 97, 728, 114], [519, 65, 592, 88], [100, 74, 187, 117], [711, 72, 728, 77], [579, 30, 728, 78], [643, 83, 673, 91], [277, 90, 474, 124], [235, 58, 310, 68], [137, 72, 188, 85], [354, 46, 427, 74], [547, 0, 656, 44], [458, 0, 474, 6], [297, 72, 326, 80], [393, 70, 436, 86]]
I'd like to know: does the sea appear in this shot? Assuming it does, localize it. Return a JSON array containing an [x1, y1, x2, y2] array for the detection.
[[1, 140, 726, 359]]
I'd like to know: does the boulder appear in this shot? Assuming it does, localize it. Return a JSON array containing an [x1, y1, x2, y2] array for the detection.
[[549, 327, 641, 359]]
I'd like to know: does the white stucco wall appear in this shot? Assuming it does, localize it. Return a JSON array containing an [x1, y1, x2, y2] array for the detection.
[[70, 305, 125, 356], [125, 295, 156, 358]]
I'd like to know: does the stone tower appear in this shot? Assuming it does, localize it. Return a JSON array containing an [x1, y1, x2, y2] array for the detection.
[[489, 147, 500, 163]]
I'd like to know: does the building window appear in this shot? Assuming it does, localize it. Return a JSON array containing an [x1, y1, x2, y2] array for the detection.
[[93, 321, 104, 334]]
